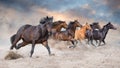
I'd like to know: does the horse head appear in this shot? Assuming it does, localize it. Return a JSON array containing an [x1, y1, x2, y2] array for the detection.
[[73, 20, 82, 27], [40, 16, 53, 24], [91, 22, 101, 29], [106, 22, 117, 30], [60, 21, 67, 28], [85, 23, 92, 30]]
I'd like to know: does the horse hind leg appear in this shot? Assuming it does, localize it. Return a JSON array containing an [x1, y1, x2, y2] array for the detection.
[[16, 41, 28, 49], [10, 34, 21, 50]]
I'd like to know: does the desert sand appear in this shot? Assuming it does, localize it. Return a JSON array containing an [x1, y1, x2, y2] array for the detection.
[[0, 28, 120, 68]]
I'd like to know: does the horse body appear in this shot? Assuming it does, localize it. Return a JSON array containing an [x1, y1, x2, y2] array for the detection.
[[10, 16, 53, 57], [91, 22, 116, 46]]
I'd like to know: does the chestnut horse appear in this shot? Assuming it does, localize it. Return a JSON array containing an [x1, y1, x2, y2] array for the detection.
[[74, 23, 92, 44], [52, 20, 82, 48], [10, 16, 54, 57]]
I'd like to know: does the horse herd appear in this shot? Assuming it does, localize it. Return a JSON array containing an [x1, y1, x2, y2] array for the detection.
[[10, 16, 117, 57]]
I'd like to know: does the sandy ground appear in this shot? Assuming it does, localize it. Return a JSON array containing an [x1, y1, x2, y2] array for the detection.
[[0, 29, 120, 68]]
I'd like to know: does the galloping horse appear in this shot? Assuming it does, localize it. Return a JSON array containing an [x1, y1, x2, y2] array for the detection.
[[91, 22, 116, 46], [52, 20, 82, 48], [86, 22, 101, 44], [48, 20, 67, 36], [74, 23, 92, 44], [10, 18, 67, 48], [10, 16, 54, 57]]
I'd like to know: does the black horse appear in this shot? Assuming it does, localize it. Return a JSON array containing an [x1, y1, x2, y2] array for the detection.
[[90, 22, 116, 46], [86, 22, 101, 44], [10, 16, 54, 57]]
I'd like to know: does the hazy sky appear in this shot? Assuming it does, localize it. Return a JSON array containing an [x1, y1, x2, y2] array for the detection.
[[0, 0, 120, 23]]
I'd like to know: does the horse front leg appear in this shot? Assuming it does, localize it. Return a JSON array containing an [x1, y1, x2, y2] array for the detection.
[[42, 41, 54, 56], [87, 38, 90, 44], [102, 40, 106, 45], [69, 40, 76, 48], [91, 39, 95, 46], [30, 41, 35, 57]]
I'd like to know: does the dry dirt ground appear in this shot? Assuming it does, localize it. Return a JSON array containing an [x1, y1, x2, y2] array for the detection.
[[0, 29, 120, 68]]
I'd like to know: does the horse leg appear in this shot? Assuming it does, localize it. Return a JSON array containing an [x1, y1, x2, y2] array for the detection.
[[102, 40, 106, 45], [16, 41, 28, 49], [10, 34, 21, 50], [87, 38, 90, 44], [95, 40, 98, 44], [98, 40, 102, 46], [69, 40, 76, 48], [30, 41, 35, 57], [91, 39, 95, 46], [42, 41, 54, 56]]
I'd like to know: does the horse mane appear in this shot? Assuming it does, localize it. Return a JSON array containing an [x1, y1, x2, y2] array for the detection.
[[52, 21, 64, 27], [40, 16, 53, 24], [67, 21, 74, 29], [100, 23, 109, 32]]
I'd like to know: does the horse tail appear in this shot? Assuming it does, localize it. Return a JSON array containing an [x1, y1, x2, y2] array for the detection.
[[10, 34, 16, 44]]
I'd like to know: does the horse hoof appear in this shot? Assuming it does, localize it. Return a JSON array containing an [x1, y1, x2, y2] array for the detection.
[[10, 47, 13, 50], [49, 54, 55, 56], [69, 46, 75, 48]]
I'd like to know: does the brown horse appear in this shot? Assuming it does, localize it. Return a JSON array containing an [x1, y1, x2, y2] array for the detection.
[[74, 23, 92, 44], [10, 20, 67, 48], [49, 20, 67, 35], [10, 16, 54, 57], [52, 20, 82, 48]]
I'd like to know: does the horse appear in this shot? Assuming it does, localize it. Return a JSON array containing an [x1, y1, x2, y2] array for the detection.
[[51, 20, 82, 48], [74, 23, 92, 45], [90, 22, 117, 46], [10, 18, 67, 48], [10, 16, 54, 57], [48, 20, 67, 36], [86, 22, 101, 44]]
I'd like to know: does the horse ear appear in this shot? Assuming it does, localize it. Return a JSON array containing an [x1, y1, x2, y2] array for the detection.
[[86, 22, 88, 24], [46, 16, 49, 19], [108, 22, 111, 24]]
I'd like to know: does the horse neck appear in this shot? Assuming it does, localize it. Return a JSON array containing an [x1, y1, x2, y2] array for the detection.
[[80, 26, 88, 34], [101, 26, 109, 39], [53, 24, 63, 32], [67, 26, 76, 34]]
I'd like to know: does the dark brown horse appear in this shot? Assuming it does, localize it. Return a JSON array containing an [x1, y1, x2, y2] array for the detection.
[[51, 20, 82, 48], [90, 22, 117, 46], [86, 22, 101, 44], [10, 20, 67, 47], [10, 16, 54, 57]]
